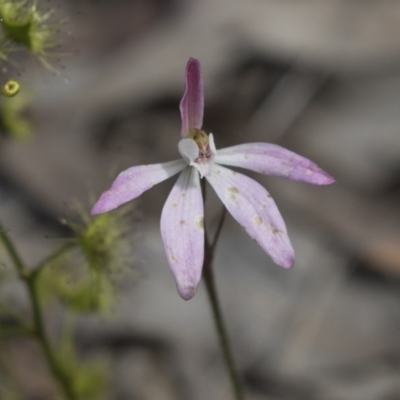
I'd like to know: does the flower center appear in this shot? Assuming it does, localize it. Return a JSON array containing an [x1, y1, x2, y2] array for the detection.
[[178, 130, 216, 178], [188, 129, 213, 161]]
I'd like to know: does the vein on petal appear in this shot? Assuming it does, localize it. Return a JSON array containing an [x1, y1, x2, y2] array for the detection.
[[180, 58, 204, 137], [215, 143, 335, 185], [206, 165, 295, 268], [160, 167, 204, 300], [91, 159, 186, 214]]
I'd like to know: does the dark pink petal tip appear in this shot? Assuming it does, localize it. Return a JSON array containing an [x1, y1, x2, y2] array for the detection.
[[180, 58, 204, 137]]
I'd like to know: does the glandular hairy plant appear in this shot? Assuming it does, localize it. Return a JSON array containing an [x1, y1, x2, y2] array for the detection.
[[0, 199, 135, 399], [0, 0, 66, 72], [37, 203, 135, 314], [76, 205, 133, 276]]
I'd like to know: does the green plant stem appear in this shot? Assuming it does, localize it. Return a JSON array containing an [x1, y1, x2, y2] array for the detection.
[[27, 277, 75, 400], [0, 326, 33, 337], [210, 207, 227, 252], [203, 209, 245, 400], [32, 242, 76, 281], [0, 224, 25, 276], [0, 222, 75, 400]]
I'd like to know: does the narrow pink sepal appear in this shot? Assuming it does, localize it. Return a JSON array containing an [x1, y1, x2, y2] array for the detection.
[[160, 167, 204, 300], [215, 143, 335, 185], [206, 165, 295, 268], [91, 160, 186, 214], [179, 58, 204, 137]]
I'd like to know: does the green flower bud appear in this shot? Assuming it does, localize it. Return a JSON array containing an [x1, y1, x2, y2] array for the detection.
[[0, 87, 32, 140], [1, 79, 20, 96]]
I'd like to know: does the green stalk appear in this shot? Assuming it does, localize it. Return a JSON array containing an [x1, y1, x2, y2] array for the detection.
[[31, 242, 76, 281], [0, 222, 76, 400], [203, 255, 245, 400], [27, 277, 75, 400], [202, 202, 245, 400], [0, 326, 33, 337], [0, 224, 25, 276]]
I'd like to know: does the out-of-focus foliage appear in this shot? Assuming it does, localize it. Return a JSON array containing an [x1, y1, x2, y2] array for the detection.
[[0, 203, 135, 399], [1, 79, 19, 96], [0, 86, 31, 140], [0, 0, 67, 142], [57, 327, 109, 400], [37, 257, 114, 313], [0, 0, 64, 72], [76, 206, 132, 275], [0, 383, 23, 400], [37, 204, 134, 313], [1, 392, 22, 400]]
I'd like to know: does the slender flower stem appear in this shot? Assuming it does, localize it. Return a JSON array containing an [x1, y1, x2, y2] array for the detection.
[[0, 222, 76, 400], [203, 207, 245, 400], [210, 206, 227, 252]]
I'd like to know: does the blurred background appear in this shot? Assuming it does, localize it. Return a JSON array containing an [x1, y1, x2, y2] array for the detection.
[[1, 0, 400, 399]]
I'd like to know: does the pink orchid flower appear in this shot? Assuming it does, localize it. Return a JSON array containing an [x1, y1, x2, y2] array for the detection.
[[91, 58, 335, 300]]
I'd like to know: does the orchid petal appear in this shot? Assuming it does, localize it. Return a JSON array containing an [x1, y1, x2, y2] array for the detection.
[[160, 167, 204, 300], [180, 58, 204, 137], [91, 159, 186, 214], [215, 143, 335, 185], [206, 165, 294, 268], [178, 138, 199, 164]]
